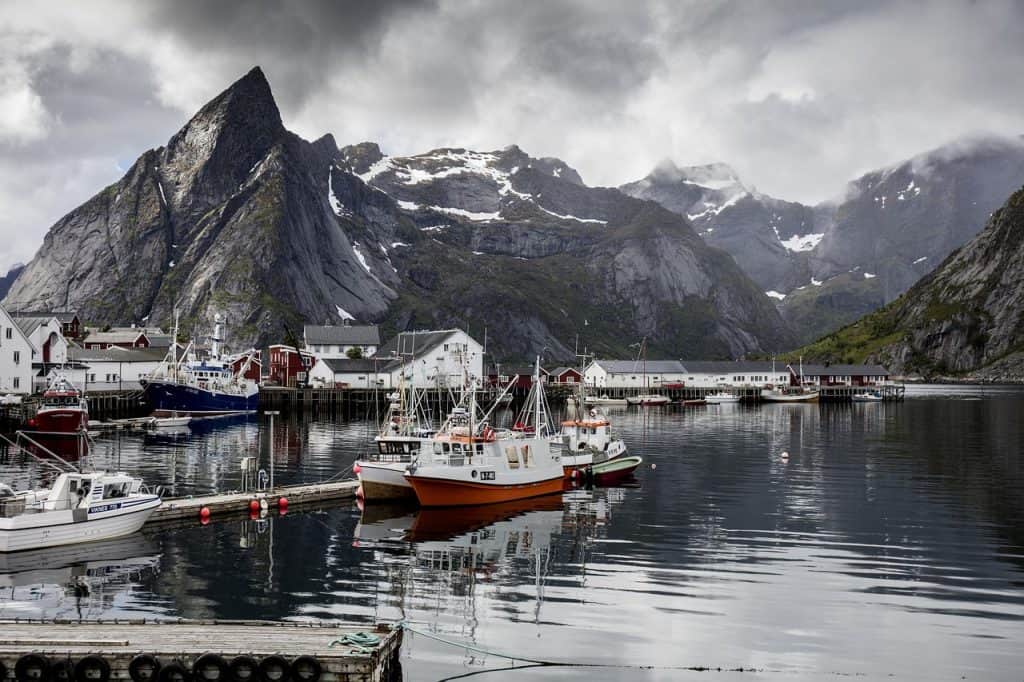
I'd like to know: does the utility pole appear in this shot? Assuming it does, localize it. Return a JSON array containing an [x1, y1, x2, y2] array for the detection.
[[265, 410, 280, 491]]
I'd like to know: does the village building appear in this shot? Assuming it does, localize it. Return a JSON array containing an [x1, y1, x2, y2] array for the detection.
[[547, 367, 584, 385], [308, 358, 395, 389], [584, 360, 688, 389], [68, 346, 166, 392], [676, 361, 791, 388], [0, 305, 35, 394], [584, 358, 890, 389], [11, 314, 68, 364], [375, 329, 484, 389], [268, 345, 317, 387], [10, 310, 81, 340], [82, 328, 151, 350], [303, 324, 380, 359], [792, 364, 891, 387]]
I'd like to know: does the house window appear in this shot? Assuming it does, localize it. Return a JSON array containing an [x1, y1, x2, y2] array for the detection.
[[443, 344, 449, 351], [13, 351, 19, 364], [12, 377, 19, 389], [4, 328, 10, 339], [87, 374, 96, 383]]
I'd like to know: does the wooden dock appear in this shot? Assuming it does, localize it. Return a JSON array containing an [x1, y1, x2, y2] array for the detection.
[[151, 480, 360, 523], [572, 384, 906, 403], [0, 620, 401, 682]]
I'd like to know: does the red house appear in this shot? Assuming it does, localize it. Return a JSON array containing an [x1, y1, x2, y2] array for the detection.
[[269, 345, 315, 387], [230, 350, 263, 382], [547, 366, 583, 384], [83, 329, 150, 349]]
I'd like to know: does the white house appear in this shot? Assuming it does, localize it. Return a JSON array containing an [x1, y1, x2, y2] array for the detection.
[[677, 361, 791, 388], [68, 346, 166, 392], [303, 324, 380, 359], [12, 314, 68, 365], [0, 305, 34, 394], [376, 329, 484, 389], [584, 360, 688, 389], [308, 358, 395, 389]]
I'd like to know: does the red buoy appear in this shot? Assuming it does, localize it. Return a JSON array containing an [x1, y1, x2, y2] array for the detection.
[[249, 499, 260, 513], [356, 485, 365, 499], [199, 506, 211, 521], [278, 497, 288, 510], [353, 463, 362, 475], [249, 509, 260, 520]]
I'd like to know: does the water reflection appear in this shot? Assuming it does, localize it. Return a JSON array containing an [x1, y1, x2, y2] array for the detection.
[[0, 393, 1021, 679]]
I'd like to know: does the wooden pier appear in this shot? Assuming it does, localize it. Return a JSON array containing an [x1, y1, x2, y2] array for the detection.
[[576, 384, 906, 403], [0, 620, 402, 682], [150, 480, 360, 523]]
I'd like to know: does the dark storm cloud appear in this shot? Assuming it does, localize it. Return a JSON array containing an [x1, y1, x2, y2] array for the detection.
[[3, 0, 1024, 272]]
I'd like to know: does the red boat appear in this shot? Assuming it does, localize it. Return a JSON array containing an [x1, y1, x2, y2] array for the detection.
[[27, 375, 89, 435]]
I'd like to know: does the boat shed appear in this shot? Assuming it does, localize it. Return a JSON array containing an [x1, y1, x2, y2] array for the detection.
[[548, 366, 583, 384], [308, 358, 396, 389], [584, 359, 688, 389], [68, 346, 167, 391], [792, 364, 891, 387], [677, 361, 791, 388]]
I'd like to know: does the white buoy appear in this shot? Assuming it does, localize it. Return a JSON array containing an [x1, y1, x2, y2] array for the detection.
[[781, 451, 790, 461], [651, 463, 657, 470]]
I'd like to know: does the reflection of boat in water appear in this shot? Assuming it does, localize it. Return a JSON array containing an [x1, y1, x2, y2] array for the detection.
[[0, 533, 160, 586], [409, 494, 564, 542], [852, 391, 884, 403]]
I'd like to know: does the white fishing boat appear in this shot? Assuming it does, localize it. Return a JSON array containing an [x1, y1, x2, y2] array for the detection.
[[356, 385, 437, 501], [404, 358, 563, 507], [553, 408, 627, 476], [852, 390, 884, 402], [152, 415, 191, 428], [584, 394, 628, 406], [0, 472, 161, 552], [705, 390, 741, 404], [625, 394, 671, 406], [761, 386, 820, 403]]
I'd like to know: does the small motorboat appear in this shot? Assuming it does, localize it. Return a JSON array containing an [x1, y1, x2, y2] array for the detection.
[[852, 391, 884, 402], [705, 391, 741, 404], [152, 415, 192, 428], [588, 455, 643, 485], [761, 387, 820, 403], [0, 471, 161, 552], [585, 394, 628, 406], [625, 394, 670, 406]]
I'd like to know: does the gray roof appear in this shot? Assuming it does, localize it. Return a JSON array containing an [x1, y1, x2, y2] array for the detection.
[[305, 324, 380, 346], [592, 359, 685, 374], [11, 315, 54, 337], [548, 366, 580, 377], [679, 360, 786, 374], [13, 310, 78, 324], [794, 364, 890, 376], [319, 357, 398, 373], [68, 346, 166, 363], [83, 329, 149, 344], [377, 329, 461, 359]]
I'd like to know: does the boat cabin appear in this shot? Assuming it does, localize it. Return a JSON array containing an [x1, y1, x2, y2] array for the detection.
[[558, 414, 613, 452], [42, 472, 142, 512]]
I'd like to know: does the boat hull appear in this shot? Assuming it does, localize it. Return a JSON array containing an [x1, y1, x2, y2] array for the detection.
[[590, 456, 643, 485], [625, 396, 670, 406], [761, 392, 820, 403], [30, 408, 88, 434], [405, 474, 564, 507], [0, 497, 161, 553], [142, 380, 258, 416], [357, 462, 416, 500]]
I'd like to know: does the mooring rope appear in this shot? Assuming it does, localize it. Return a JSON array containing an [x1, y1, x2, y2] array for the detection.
[[328, 631, 381, 653]]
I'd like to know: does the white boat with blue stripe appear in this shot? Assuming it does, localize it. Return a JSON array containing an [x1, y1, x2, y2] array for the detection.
[[0, 472, 162, 552]]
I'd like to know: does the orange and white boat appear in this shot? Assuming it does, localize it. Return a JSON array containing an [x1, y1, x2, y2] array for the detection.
[[404, 358, 563, 507]]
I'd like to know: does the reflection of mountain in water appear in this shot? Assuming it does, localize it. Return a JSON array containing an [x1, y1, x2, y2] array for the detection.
[[0, 534, 165, 620]]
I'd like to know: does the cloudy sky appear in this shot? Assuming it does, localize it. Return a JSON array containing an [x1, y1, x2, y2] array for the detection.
[[2, 0, 1023, 271]]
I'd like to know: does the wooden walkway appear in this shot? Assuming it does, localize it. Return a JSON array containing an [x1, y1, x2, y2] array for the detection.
[[0, 620, 401, 682], [151, 480, 360, 523]]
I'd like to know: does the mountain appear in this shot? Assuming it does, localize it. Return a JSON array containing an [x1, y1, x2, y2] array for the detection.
[[797, 184, 1024, 379], [622, 136, 1024, 345], [0, 263, 24, 300], [4, 67, 793, 361]]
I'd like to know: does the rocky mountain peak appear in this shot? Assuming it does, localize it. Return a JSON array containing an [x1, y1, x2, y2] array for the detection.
[[341, 142, 384, 175]]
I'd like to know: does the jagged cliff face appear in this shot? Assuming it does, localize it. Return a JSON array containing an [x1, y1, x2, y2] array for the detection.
[[4, 68, 396, 344], [799, 185, 1024, 377], [4, 67, 793, 360], [622, 138, 1024, 345]]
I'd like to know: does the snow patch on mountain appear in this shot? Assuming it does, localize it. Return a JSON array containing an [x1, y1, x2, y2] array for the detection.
[[336, 305, 355, 321], [780, 232, 824, 252], [765, 290, 786, 300]]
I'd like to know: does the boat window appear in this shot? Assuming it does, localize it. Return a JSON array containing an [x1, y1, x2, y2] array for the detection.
[[505, 446, 520, 469], [476, 443, 484, 454], [433, 442, 442, 454], [522, 445, 533, 467], [442, 443, 451, 454], [452, 443, 462, 454]]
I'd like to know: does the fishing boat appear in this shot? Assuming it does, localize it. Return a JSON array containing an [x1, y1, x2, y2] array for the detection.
[[27, 374, 88, 435], [852, 390, 884, 402], [624, 337, 669, 406], [588, 455, 643, 485], [705, 390, 741, 404], [554, 408, 627, 477], [761, 387, 820, 403], [584, 394, 628, 406], [404, 358, 563, 507], [0, 471, 161, 552], [140, 314, 259, 416]]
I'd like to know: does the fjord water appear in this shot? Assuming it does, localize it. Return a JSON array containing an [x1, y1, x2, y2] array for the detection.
[[2, 386, 1023, 681]]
